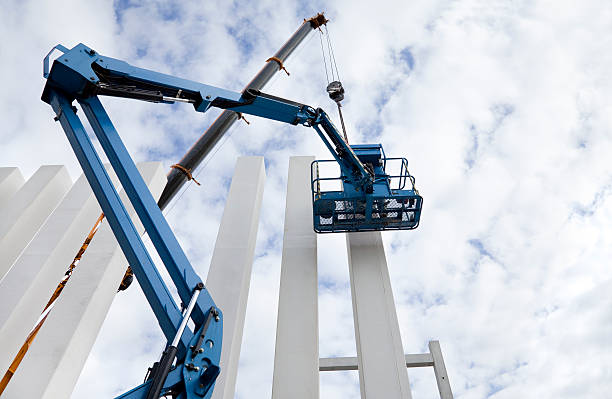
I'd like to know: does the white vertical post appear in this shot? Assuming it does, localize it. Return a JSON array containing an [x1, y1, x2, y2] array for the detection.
[[0, 165, 71, 280], [272, 156, 319, 399], [207, 156, 266, 399], [429, 341, 453, 399], [0, 169, 118, 378], [3, 162, 166, 399], [0, 168, 25, 209], [347, 232, 412, 399]]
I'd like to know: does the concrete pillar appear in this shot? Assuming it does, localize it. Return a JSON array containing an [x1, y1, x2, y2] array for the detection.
[[0, 168, 118, 378], [347, 232, 412, 399], [3, 162, 165, 399], [207, 157, 266, 399], [429, 341, 453, 399], [0, 168, 25, 210], [0, 165, 71, 280], [272, 156, 319, 399]]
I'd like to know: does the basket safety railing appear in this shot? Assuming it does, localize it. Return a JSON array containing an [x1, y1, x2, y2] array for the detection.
[[310, 158, 422, 233], [311, 157, 418, 197]]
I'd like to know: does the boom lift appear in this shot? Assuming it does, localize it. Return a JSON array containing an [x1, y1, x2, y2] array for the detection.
[[43, 43, 423, 233], [40, 39, 422, 398]]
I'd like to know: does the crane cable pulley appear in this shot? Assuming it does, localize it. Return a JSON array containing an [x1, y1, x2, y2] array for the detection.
[[318, 24, 348, 143]]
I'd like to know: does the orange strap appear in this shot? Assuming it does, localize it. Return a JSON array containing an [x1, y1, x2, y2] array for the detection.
[[266, 56, 290, 76], [171, 164, 201, 186], [0, 212, 106, 394], [237, 112, 250, 125], [0, 313, 49, 394]]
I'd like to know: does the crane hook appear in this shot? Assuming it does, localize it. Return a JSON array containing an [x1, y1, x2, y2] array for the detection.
[[327, 81, 349, 142], [326, 80, 344, 103]]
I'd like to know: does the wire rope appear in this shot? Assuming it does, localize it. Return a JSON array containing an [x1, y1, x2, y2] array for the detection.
[[319, 29, 330, 84], [325, 25, 341, 82]]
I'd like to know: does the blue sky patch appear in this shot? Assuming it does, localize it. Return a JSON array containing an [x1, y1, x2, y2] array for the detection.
[[469, 238, 496, 261], [399, 47, 415, 71], [227, 25, 256, 60]]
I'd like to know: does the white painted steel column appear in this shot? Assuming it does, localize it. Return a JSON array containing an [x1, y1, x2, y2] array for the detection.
[[347, 232, 412, 399], [272, 156, 319, 399], [0, 168, 24, 209], [3, 162, 165, 399], [0, 165, 71, 280], [0, 168, 118, 378], [207, 156, 266, 399]]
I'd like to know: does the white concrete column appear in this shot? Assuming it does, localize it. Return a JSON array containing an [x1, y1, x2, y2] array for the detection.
[[3, 162, 166, 399], [272, 156, 319, 399], [347, 232, 412, 399], [0, 165, 71, 280], [207, 156, 266, 399], [429, 341, 453, 399], [0, 168, 25, 210], [0, 168, 118, 378]]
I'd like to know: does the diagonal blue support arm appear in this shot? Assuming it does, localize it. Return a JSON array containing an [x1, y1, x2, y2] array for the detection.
[[79, 95, 215, 335], [48, 89, 191, 354]]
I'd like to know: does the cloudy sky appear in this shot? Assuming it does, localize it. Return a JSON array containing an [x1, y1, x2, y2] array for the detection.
[[2, 0, 612, 398]]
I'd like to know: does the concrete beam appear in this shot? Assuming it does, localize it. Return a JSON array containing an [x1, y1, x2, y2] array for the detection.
[[0, 168, 25, 210], [319, 342, 454, 399], [272, 156, 319, 399], [0, 167, 118, 379], [0, 165, 71, 280], [207, 157, 266, 399], [319, 353, 434, 372], [347, 232, 412, 399], [3, 162, 165, 399]]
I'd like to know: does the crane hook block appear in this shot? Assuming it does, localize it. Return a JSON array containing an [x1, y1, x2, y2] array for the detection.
[[326, 81, 344, 103]]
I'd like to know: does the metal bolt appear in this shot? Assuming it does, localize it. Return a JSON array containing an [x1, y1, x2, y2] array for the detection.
[[198, 348, 204, 353], [205, 95, 211, 100], [90, 77, 95, 80], [186, 363, 200, 372]]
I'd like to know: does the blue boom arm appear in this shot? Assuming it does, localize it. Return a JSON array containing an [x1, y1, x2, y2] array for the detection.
[[42, 43, 372, 189]]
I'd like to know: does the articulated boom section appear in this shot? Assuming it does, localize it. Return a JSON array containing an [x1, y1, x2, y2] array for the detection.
[[42, 43, 424, 235], [311, 144, 423, 233]]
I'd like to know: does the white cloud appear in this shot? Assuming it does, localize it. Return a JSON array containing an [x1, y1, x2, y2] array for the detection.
[[2, 0, 612, 398]]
